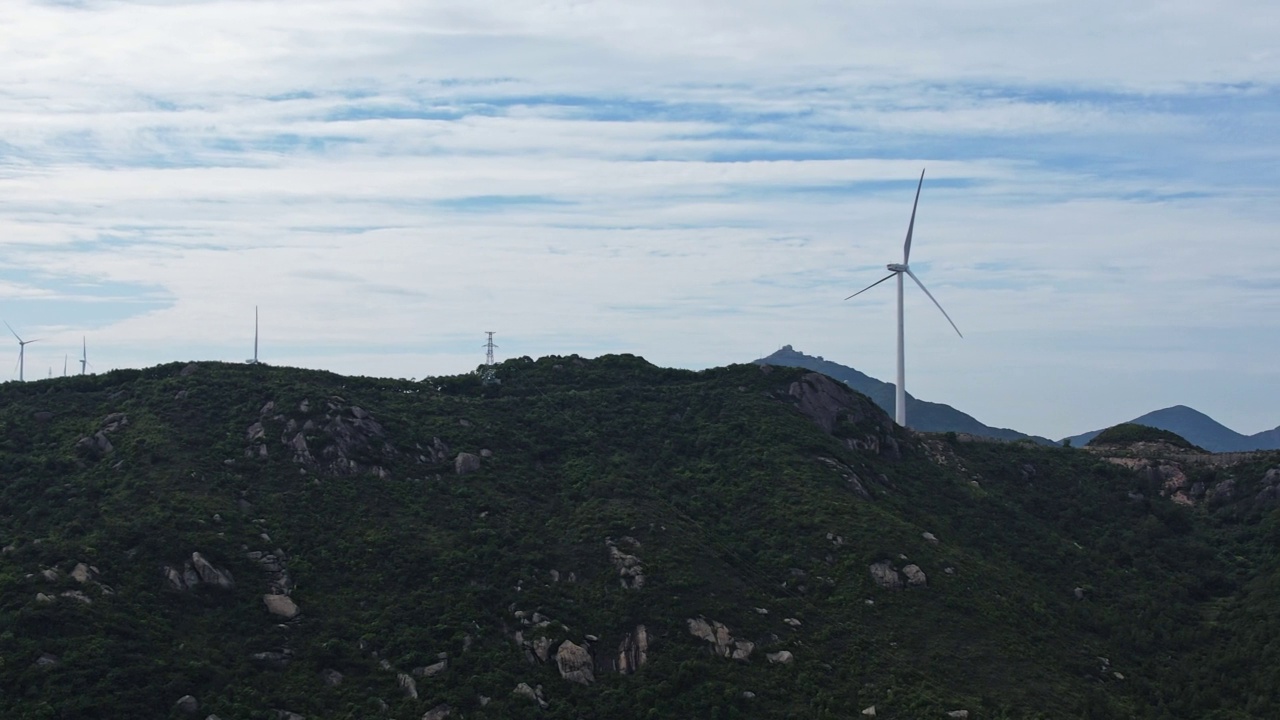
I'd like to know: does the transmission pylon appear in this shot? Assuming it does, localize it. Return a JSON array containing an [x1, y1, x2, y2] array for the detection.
[[482, 331, 499, 385]]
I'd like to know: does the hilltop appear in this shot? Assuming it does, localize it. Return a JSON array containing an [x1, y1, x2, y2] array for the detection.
[[1063, 405, 1280, 452], [1, 356, 1279, 719], [754, 345, 1052, 444], [1086, 423, 1205, 453]]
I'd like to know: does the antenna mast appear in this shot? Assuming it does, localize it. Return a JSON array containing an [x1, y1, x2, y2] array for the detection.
[[481, 331, 499, 385]]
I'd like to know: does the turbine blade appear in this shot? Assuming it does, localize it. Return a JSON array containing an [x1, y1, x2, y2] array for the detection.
[[905, 268, 962, 338], [3, 320, 19, 342], [845, 272, 896, 300], [903, 168, 925, 264]]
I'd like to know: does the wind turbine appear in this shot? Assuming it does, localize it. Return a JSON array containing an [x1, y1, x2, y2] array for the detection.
[[246, 306, 259, 364], [845, 169, 962, 427], [80, 337, 88, 375], [4, 321, 41, 382]]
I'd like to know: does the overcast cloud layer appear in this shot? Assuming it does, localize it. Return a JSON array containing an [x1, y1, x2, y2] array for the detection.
[[2, 0, 1278, 439]]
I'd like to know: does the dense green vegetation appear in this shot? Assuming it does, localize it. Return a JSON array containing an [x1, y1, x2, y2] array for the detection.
[[1087, 423, 1204, 451], [0, 356, 1277, 719]]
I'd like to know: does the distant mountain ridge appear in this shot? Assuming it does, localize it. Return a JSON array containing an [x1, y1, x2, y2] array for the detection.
[[1064, 405, 1280, 452], [754, 345, 1052, 444]]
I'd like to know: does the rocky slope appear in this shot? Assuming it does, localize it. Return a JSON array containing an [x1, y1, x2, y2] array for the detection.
[[1, 356, 1279, 719]]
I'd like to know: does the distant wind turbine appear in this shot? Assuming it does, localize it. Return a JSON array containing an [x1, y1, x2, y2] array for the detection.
[[246, 306, 260, 364], [80, 337, 89, 375], [845, 169, 962, 427], [4, 321, 41, 382]]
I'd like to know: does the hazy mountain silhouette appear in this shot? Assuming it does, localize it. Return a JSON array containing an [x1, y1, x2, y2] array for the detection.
[[1063, 405, 1280, 452], [754, 345, 1052, 444]]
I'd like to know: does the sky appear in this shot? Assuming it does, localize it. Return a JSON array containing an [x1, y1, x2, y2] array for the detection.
[[1, 0, 1278, 440]]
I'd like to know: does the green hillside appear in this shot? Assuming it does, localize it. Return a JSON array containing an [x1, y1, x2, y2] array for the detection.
[[1087, 423, 1204, 451], [1, 356, 1278, 719]]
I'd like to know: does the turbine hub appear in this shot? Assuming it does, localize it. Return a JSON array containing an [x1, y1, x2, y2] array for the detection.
[[887, 263, 907, 272]]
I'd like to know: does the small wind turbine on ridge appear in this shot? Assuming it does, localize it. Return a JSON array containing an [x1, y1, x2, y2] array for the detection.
[[80, 337, 89, 375], [845, 169, 962, 427], [4, 321, 41, 382], [246, 306, 260, 364]]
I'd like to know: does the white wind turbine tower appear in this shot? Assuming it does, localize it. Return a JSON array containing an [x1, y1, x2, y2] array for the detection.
[[80, 337, 89, 375], [246, 306, 260, 364], [845, 169, 962, 427], [5, 321, 41, 382]]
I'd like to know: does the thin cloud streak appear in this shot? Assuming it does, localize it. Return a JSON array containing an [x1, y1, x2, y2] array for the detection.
[[0, 1, 1278, 440]]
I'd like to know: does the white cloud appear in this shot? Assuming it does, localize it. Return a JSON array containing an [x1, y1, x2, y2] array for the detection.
[[0, 0, 1278, 439]]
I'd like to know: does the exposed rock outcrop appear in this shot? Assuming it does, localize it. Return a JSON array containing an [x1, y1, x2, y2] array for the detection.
[[174, 695, 199, 714], [532, 636, 553, 663], [263, 594, 299, 619], [785, 372, 900, 458], [250, 651, 292, 669], [1256, 468, 1280, 505], [422, 704, 451, 720], [75, 432, 114, 458], [513, 682, 548, 708], [276, 399, 395, 476], [1148, 463, 1191, 505], [248, 549, 293, 595], [192, 552, 235, 589], [903, 564, 927, 587], [163, 553, 234, 592], [869, 561, 903, 590], [555, 640, 595, 685], [816, 456, 871, 499], [687, 617, 754, 660], [397, 672, 418, 699], [1208, 478, 1237, 505], [419, 659, 449, 677], [617, 624, 649, 674], [455, 452, 481, 475], [70, 563, 95, 583], [75, 413, 131, 459], [607, 537, 645, 589], [101, 412, 129, 433], [767, 650, 795, 664]]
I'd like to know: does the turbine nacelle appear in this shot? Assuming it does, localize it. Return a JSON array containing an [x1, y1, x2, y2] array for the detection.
[[887, 263, 907, 273]]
